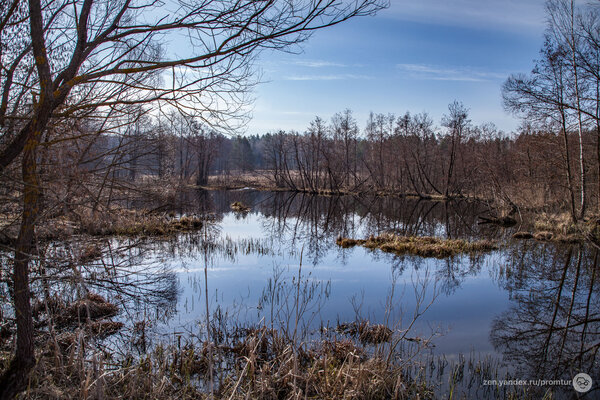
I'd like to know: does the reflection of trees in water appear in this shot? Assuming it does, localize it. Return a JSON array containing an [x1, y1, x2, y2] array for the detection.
[[142, 188, 500, 250], [259, 193, 351, 265], [0, 237, 183, 356], [187, 189, 493, 235], [19, 221, 269, 348], [180, 190, 494, 291], [117, 189, 500, 324], [34, 238, 180, 321], [256, 192, 494, 240], [437, 254, 486, 295], [188, 190, 494, 265], [492, 242, 600, 387], [350, 196, 494, 240]]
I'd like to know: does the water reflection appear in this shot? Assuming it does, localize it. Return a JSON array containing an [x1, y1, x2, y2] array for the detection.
[[492, 242, 600, 391], [175, 189, 599, 396], [152, 191, 496, 347], [5, 189, 598, 397]]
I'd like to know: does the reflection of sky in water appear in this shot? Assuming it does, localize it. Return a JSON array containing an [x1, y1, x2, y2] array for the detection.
[[165, 211, 510, 359]]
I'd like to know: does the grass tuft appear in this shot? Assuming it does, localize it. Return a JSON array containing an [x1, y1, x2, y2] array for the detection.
[[230, 201, 251, 212], [79, 210, 203, 237], [533, 231, 554, 241], [336, 321, 393, 344], [337, 234, 497, 258]]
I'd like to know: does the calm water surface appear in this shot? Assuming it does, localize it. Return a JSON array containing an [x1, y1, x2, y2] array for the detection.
[[118, 189, 598, 386], [61, 188, 594, 399]]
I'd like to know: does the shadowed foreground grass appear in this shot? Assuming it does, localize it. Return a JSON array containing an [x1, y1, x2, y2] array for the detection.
[[336, 234, 498, 258], [2, 325, 435, 399], [2, 322, 560, 400]]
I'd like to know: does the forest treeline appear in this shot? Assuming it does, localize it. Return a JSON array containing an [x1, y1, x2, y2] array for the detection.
[[76, 101, 597, 220], [84, 0, 600, 224], [4, 0, 600, 229]]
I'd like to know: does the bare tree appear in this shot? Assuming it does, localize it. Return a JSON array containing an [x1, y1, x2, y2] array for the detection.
[[331, 109, 358, 188], [364, 112, 393, 190], [503, 38, 579, 220], [547, 0, 589, 218], [577, 5, 600, 213], [0, 0, 388, 397], [305, 116, 327, 191], [441, 101, 470, 197], [502, 0, 600, 219]]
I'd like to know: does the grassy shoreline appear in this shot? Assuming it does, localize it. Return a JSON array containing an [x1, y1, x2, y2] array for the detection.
[[199, 177, 599, 245]]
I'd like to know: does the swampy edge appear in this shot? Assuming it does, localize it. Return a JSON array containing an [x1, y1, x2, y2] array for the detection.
[[1, 188, 598, 399]]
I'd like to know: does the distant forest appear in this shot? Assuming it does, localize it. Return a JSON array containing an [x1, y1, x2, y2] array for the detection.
[[4, 0, 598, 231], [76, 102, 596, 220]]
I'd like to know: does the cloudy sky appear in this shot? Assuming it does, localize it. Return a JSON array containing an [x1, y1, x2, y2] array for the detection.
[[246, 0, 548, 135]]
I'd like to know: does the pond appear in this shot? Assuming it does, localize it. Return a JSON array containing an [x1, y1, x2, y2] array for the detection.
[[169, 195, 505, 358], [19, 188, 599, 398]]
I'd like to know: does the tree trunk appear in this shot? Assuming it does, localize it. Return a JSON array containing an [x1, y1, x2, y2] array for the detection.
[[596, 79, 600, 215], [445, 135, 457, 198], [0, 131, 40, 400], [560, 107, 577, 222], [569, 0, 587, 219]]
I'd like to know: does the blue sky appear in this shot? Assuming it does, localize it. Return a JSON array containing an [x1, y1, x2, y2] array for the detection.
[[246, 0, 548, 135]]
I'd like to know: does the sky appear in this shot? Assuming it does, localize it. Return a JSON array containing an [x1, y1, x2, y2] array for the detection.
[[245, 0, 549, 135]]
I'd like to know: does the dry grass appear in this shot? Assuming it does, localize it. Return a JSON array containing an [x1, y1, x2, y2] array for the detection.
[[3, 321, 434, 400], [533, 231, 554, 241], [205, 172, 454, 199], [527, 212, 594, 243], [2, 283, 434, 399], [230, 202, 251, 212], [512, 231, 533, 239], [58, 293, 119, 326], [31, 293, 120, 331], [533, 212, 578, 234], [1, 208, 205, 242], [79, 209, 203, 237], [205, 172, 274, 191], [336, 321, 393, 344], [204, 326, 432, 399], [336, 234, 497, 258]]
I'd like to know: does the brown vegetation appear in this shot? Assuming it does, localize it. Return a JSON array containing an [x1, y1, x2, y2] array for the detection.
[[336, 321, 393, 344], [4, 324, 433, 400], [79, 210, 203, 237], [533, 231, 555, 241], [58, 293, 119, 326], [513, 212, 600, 243], [336, 234, 498, 258], [512, 231, 534, 239], [230, 202, 251, 213]]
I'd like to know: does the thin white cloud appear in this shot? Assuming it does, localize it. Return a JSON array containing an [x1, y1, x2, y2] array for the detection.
[[292, 60, 347, 68], [284, 74, 372, 81], [387, 0, 546, 32], [279, 111, 315, 116], [397, 63, 507, 82]]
